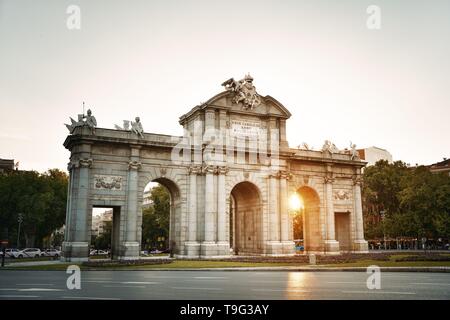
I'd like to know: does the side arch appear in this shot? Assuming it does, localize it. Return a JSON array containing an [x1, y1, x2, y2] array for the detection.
[[229, 180, 264, 255]]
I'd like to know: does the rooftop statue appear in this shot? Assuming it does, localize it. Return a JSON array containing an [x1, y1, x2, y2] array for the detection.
[[321, 140, 339, 154], [222, 74, 261, 110], [65, 108, 97, 135], [114, 117, 144, 138], [131, 117, 144, 138], [350, 141, 359, 160]]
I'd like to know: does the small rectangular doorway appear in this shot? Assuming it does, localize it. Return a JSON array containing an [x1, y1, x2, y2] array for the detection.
[[91, 206, 121, 260], [335, 212, 351, 251]]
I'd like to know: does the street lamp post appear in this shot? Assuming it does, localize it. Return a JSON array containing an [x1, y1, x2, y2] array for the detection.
[[380, 210, 386, 250], [17, 213, 23, 249]]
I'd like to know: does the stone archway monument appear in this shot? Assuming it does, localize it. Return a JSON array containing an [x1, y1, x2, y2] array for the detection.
[[62, 75, 368, 261]]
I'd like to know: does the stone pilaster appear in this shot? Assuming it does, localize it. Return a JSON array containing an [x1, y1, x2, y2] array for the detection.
[[61, 157, 92, 262], [352, 175, 369, 252], [279, 171, 295, 254], [266, 172, 283, 255], [324, 172, 340, 254], [216, 165, 230, 255], [184, 165, 201, 257], [201, 164, 217, 256], [120, 150, 141, 260]]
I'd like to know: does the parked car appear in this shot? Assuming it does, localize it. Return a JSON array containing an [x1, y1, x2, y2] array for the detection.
[[41, 249, 61, 258], [12, 248, 42, 258], [90, 249, 109, 256], [4, 248, 20, 258]]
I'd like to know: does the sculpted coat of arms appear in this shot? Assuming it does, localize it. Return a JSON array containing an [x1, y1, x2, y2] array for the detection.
[[222, 74, 261, 110]]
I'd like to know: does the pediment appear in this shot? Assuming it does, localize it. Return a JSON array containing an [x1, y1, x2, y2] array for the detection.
[[180, 89, 291, 124]]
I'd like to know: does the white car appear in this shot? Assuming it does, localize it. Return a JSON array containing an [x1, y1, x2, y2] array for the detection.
[[41, 249, 61, 258], [13, 248, 42, 258], [4, 249, 19, 258], [90, 249, 109, 256]]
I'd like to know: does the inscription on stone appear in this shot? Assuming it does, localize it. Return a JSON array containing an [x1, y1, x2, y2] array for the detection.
[[230, 119, 261, 138]]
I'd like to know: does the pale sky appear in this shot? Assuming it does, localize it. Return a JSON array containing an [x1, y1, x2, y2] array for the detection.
[[1, 0, 449, 172]]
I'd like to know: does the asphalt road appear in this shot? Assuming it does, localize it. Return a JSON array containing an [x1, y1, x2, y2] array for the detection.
[[0, 270, 449, 300]]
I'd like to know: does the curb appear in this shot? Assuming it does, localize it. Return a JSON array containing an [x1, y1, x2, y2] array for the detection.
[[2, 266, 450, 273]]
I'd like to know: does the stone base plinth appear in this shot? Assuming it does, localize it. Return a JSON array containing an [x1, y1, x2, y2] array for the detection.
[[184, 241, 201, 258], [216, 242, 231, 256], [117, 241, 140, 260], [61, 241, 89, 262], [200, 241, 218, 256], [281, 241, 296, 255], [353, 240, 369, 253], [324, 240, 340, 254], [264, 241, 284, 255]]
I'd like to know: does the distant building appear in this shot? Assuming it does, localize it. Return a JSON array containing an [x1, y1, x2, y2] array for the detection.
[[428, 158, 450, 176], [142, 190, 152, 209], [91, 209, 113, 236], [0, 158, 14, 173], [357, 146, 393, 166]]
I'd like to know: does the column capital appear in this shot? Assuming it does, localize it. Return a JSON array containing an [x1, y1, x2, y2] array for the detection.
[[278, 170, 292, 180], [324, 174, 335, 184], [352, 175, 363, 185], [202, 164, 217, 174], [78, 158, 93, 168], [128, 161, 142, 171], [217, 165, 229, 175], [67, 161, 77, 171], [188, 165, 202, 175]]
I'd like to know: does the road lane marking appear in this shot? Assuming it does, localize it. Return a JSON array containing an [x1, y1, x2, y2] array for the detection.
[[327, 281, 364, 284], [0, 295, 40, 298], [342, 290, 416, 295], [19, 288, 64, 292], [121, 281, 160, 285], [410, 283, 450, 286], [171, 287, 223, 291], [103, 285, 145, 288], [252, 288, 310, 293], [193, 277, 228, 279], [0, 288, 63, 292], [61, 296, 120, 300], [16, 283, 55, 286]]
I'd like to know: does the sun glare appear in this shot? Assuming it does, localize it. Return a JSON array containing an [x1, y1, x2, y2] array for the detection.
[[289, 193, 304, 211]]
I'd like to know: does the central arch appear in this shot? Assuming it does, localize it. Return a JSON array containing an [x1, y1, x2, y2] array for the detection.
[[140, 177, 182, 256], [229, 181, 262, 255]]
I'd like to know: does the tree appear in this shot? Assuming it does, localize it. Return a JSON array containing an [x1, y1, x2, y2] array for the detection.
[[0, 169, 68, 248], [94, 221, 112, 250], [141, 185, 170, 250], [292, 211, 303, 240], [362, 160, 411, 238], [362, 160, 450, 240]]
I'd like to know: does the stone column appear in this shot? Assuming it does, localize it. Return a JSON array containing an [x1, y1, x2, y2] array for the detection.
[[185, 165, 201, 257], [121, 150, 141, 260], [269, 173, 280, 241], [324, 174, 340, 253], [266, 172, 282, 254], [279, 171, 289, 241], [353, 175, 369, 252], [279, 171, 294, 254], [201, 165, 217, 256], [62, 157, 92, 262], [216, 166, 230, 255]]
